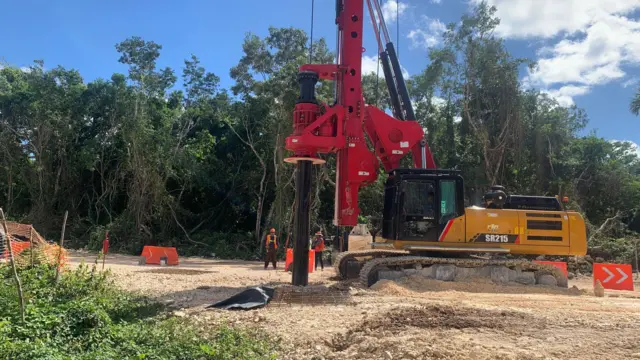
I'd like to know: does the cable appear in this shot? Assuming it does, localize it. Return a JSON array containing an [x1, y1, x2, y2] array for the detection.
[[309, 0, 315, 63], [375, 22, 381, 108]]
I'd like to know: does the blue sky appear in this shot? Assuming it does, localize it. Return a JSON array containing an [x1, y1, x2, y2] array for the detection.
[[1, 0, 639, 150]]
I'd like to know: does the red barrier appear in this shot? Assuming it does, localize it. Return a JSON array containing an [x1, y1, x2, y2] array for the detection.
[[2, 241, 30, 259], [533, 260, 568, 277], [285, 249, 293, 271], [593, 263, 634, 291], [140, 246, 179, 265], [284, 248, 314, 273]]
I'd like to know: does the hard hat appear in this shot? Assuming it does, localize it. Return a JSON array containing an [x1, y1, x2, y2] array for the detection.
[[315, 231, 322, 236], [270, 228, 275, 233]]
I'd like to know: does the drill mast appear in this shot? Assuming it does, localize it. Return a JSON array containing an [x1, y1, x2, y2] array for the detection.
[[285, 0, 436, 285]]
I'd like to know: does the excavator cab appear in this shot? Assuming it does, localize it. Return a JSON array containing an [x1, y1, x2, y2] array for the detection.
[[382, 169, 465, 242]]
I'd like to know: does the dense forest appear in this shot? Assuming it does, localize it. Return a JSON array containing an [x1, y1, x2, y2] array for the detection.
[[0, 3, 639, 262]]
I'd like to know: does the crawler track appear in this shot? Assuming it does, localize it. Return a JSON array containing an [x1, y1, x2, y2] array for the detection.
[[333, 249, 409, 279], [358, 255, 569, 288]]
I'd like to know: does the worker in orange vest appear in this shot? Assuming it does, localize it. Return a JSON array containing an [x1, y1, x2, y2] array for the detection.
[[264, 228, 278, 270], [312, 231, 325, 271]]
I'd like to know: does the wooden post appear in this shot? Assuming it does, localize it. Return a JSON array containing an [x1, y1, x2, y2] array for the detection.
[[635, 239, 639, 280], [0, 208, 25, 322], [54, 211, 68, 284]]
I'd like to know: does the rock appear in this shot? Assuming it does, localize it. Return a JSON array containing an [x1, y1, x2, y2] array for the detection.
[[315, 345, 322, 351], [535, 255, 546, 260], [434, 264, 457, 281], [568, 285, 581, 296], [490, 266, 514, 284], [378, 270, 404, 281], [454, 267, 478, 281], [197, 285, 212, 290], [384, 351, 393, 360], [537, 274, 558, 287], [402, 268, 418, 276], [567, 272, 575, 280], [594, 280, 605, 297], [508, 268, 521, 282], [420, 267, 434, 278], [515, 272, 536, 285], [595, 257, 604, 263], [173, 311, 187, 318]]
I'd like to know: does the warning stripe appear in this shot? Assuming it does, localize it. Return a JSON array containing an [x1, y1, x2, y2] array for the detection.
[[438, 220, 454, 242]]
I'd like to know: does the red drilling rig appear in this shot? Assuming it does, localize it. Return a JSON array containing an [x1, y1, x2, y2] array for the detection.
[[284, 0, 585, 287], [285, 0, 433, 285]]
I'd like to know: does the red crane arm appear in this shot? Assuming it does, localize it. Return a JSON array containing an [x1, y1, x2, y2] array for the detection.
[[284, 0, 436, 227]]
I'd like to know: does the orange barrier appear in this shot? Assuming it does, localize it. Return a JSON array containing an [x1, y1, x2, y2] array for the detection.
[[593, 263, 634, 291], [532, 260, 568, 277], [2, 241, 31, 258], [12, 241, 31, 255], [2, 241, 67, 269], [284, 248, 314, 273], [140, 246, 179, 265]]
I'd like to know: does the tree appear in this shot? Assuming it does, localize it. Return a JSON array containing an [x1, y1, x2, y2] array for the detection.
[[631, 87, 640, 116], [0, 17, 637, 263]]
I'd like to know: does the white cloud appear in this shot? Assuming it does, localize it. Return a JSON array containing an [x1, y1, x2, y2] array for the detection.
[[542, 85, 590, 107], [408, 16, 447, 49], [622, 77, 639, 88], [473, 0, 640, 39], [610, 139, 640, 158], [361, 55, 380, 77], [525, 15, 640, 88], [381, 1, 408, 24], [431, 0, 442, 4], [361, 55, 409, 79], [473, 0, 640, 106]]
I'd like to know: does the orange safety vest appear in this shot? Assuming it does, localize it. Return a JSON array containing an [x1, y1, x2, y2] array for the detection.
[[266, 234, 278, 249], [313, 237, 325, 252]]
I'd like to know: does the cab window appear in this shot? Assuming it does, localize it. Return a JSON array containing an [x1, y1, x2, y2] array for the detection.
[[439, 180, 457, 224], [402, 181, 435, 219]]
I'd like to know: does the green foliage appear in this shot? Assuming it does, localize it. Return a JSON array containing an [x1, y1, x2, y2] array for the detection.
[[0, 264, 278, 359], [631, 87, 640, 116], [0, 4, 638, 262]]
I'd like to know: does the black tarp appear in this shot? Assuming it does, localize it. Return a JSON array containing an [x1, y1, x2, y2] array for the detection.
[[206, 286, 275, 310]]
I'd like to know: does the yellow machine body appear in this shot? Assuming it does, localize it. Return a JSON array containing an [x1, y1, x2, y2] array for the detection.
[[376, 207, 587, 256]]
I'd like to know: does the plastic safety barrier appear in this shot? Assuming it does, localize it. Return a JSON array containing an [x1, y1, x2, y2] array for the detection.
[[139, 246, 179, 265], [284, 248, 315, 273]]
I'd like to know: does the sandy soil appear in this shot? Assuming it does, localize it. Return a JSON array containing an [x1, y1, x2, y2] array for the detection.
[[69, 250, 640, 360]]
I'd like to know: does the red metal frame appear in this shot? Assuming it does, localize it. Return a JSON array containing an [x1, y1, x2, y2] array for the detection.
[[285, 0, 436, 226]]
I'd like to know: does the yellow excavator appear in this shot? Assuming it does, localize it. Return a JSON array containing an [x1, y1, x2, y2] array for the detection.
[[334, 175, 587, 287]]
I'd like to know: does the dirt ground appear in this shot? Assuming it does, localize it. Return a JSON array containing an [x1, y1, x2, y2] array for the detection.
[[69, 250, 640, 360]]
